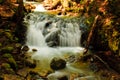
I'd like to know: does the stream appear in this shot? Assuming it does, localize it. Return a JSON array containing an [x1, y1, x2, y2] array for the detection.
[[23, 1, 103, 80]]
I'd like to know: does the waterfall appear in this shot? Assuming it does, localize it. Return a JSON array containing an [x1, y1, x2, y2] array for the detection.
[[24, 12, 89, 75], [59, 23, 81, 47], [26, 24, 47, 47], [24, 13, 84, 47]]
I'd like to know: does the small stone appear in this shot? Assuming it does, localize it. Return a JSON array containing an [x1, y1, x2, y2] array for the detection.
[[21, 45, 29, 51], [32, 48, 37, 52], [50, 57, 66, 70]]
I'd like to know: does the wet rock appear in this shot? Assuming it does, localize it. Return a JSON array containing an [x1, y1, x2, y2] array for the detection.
[[21, 45, 29, 51], [50, 57, 66, 70], [8, 57, 18, 70], [1, 63, 15, 74], [47, 71, 68, 80], [2, 53, 18, 70], [89, 63, 99, 72], [25, 58, 36, 68], [32, 48, 37, 52], [74, 76, 97, 80], [17, 68, 29, 77]]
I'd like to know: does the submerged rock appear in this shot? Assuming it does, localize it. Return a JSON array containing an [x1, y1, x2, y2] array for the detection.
[[74, 76, 97, 80], [50, 57, 66, 70], [47, 71, 68, 80]]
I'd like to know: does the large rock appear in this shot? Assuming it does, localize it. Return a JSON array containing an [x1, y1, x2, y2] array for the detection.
[[50, 57, 66, 70]]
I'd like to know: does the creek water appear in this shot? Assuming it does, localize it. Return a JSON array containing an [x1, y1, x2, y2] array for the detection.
[[23, 1, 101, 80]]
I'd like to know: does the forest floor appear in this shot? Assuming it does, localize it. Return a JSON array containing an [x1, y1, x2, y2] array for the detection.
[[0, 1, 120, 80]]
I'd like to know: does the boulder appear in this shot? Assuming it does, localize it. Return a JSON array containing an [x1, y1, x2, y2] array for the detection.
[[50, 57, 66, 70]]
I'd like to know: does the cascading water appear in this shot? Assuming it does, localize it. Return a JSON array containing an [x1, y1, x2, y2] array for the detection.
[[59, 22, 81, 46], [23, 12, 98, 79]]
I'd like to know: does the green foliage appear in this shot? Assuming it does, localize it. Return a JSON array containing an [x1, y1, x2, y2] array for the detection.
[[85, 16, 95, 26], [100, 18, 120, 53]]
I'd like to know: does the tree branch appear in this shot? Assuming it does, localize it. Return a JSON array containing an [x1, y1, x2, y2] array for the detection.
[[84, 15, 99, 54]]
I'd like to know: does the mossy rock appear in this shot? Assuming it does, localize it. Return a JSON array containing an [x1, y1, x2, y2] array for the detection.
[[1, 63, 11, 69], [50, 57, 66, 70], [1, 63, 15, 74], [2, 53, 18, 70], [8, 58, 18, 70], [2, 53, 13, 58], [4, 32, 13, 41], [1, 46, 14, 53]]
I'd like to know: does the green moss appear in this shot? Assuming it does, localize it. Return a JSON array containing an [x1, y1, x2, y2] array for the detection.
[[1, 63, 11, 69], [4, 32, 13, 41], [8, 58, 18, 70], [85, 16, 95, 26], [2, 53, 13, 58], [1, 63, 15, 74], [1, 46, 14, 53]]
